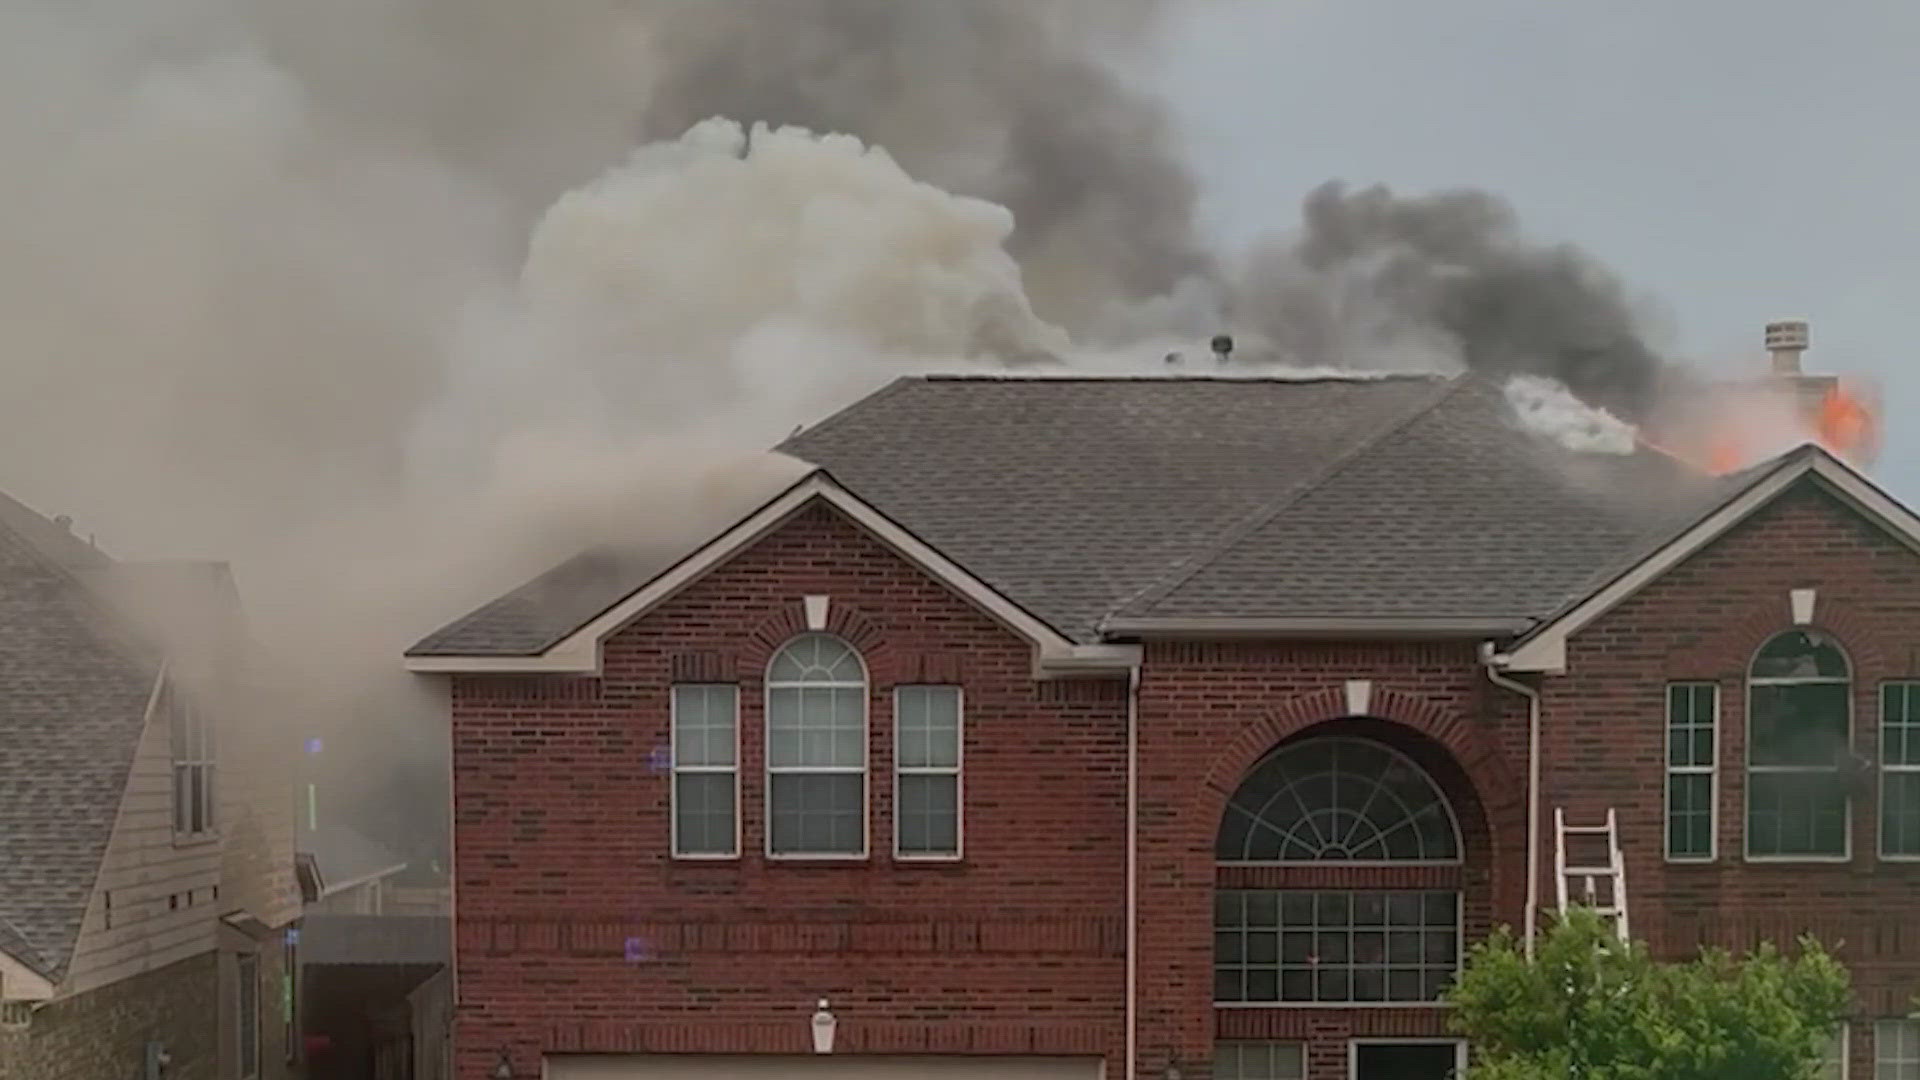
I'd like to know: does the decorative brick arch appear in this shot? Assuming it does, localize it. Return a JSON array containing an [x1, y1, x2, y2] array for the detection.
[[1198, 683, 1526, 863], [1720, 601, 1889, 679], [741, 599, 890, 678]]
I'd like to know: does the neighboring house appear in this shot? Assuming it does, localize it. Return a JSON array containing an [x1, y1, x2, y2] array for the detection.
[[0, 495, 301, 1079], [409, 359, 1920, 1080]]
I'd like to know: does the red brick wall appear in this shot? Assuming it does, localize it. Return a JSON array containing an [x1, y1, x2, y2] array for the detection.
[[449, 504, 1129, 1079], [1133, 642, 1530, 1079], [1548, 481, 1920, 1024]]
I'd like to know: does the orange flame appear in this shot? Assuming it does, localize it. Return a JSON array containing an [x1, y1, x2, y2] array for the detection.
[[1638, 379, 1880, 477], [1815, 382, 1878, 463]]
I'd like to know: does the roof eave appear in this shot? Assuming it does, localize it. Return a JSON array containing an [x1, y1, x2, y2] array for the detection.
[[1503, 446, 1916, 674], [1100, 616, 1536, 640]]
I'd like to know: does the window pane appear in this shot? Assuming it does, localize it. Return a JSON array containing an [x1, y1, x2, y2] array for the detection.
[[190, 767, 206, 834], [174, 764, 190, 833], [1885, 684, 1920, 767], [674, 774, 736, 856], [769, 773, 863, 855], [1215, 1041, 1306, 1080], [1882, 774, 1920, 858], [767, 634, 862, 684], [1751, 684, 1850, 767], [1819, 1027, 1846, 1080], [1748, 772, 1848, 856], [673, 685, 737, 768], [1668, 774, 1713, 858], [897, 687, 960, 769], [1752, 630, 1849, 679], [896, 774, 958, 856], [1215, 890, 1458, 1004], [1876, 1019, 1920, 1080]]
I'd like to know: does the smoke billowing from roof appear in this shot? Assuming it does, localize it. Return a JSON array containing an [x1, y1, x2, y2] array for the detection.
[[0, 0, 1683, 861]]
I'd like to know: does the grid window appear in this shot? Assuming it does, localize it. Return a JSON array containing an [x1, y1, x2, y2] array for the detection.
[[1667, 683, 1718, 860], [671, 684, 738, 857], [1217, 738, 1460, 863], [1214, 889, 1460, 1004], [1881, 684, 1920, 857], [1214, 1041, 1305, 1080], [1877, 1020, 1920, 1080], [1748, 630, 1851, 859], [894, 686, 961, 858], [168, 684, 216, 839], [766, 634, 867, 857], [236, 952, 259, 1079]]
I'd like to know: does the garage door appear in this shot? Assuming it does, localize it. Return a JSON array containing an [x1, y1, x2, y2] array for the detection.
[[546, 1054, 1105, 1080]]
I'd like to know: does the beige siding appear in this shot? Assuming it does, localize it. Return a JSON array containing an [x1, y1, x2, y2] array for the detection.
[[62, 674, 301, 997]]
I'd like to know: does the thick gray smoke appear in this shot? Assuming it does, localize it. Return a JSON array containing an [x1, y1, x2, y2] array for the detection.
[[1227, 182, 1675, 415]]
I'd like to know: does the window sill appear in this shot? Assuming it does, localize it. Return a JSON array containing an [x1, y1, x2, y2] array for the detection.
[[1213, 1001, 1453, 1010], [171, 832, 220, 850], [1664, 855, 1717, 865], [670, 853, 741, 864], [892, 853, 964, 866], [1741, 854, 1852, 864], [765, 853, 870, 864]]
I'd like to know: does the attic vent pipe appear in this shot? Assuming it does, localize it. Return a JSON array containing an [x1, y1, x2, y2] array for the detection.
[[1765, 319, 1809, 375], [53, 515, 72, 532], [1211, 334, 1234, 365]]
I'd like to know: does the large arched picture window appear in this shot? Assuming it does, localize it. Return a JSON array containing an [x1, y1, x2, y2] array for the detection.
[[1217, 738, 1460, 864], [765, 633, 867, 857], [1748, 629, 1852, 858]]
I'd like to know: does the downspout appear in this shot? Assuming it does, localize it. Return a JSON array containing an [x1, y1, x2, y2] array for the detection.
[[1481, 644, 1542, 959], [1125, 663, 1140, 1080]]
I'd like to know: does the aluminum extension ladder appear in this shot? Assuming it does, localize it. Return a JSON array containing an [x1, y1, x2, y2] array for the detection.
[[1554, 807, 1629, 942]]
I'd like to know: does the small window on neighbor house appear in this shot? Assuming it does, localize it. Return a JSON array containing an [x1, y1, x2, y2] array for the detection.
[[1748, 630, 1851, 859], [1880, 684, 1920, 858], [1877, 1020, 1920, 1080], [894, 686, 961, 859], [1666, 683, 1719, 860], [1214, 1041, 1305, 1080], [168, 685, 216, 839], [670, 684, 738, 858], [236, 952, 260, 1080], [765, 634, 867, 857]]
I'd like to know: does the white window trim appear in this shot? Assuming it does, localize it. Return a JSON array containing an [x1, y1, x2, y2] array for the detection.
[[169, 684, 218, 845], [1879, 683, 1920, 861], [1666, 682, 1720, 863], [764, 635, 870, 861], [1825, 1022, 1851, 1080], [1877, 1018, 1920, 1080], [1745, 638, 1853, 863], [893, 685, 964, 862], [1347, 1038, 1468, 1080], [669, 684, 741, 861]]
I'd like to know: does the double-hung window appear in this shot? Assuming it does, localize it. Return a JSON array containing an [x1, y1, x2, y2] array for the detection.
[[671, 684, 739, 858], [169, 684, 216, 840], [894, 686, 961, 859], [1666, 682, 1718, 860], [1748, 630, 1851, 859], [1878, 1020, 1920, 1080], [765, 634, 867, 857], [1880, 683, 1920, 858]]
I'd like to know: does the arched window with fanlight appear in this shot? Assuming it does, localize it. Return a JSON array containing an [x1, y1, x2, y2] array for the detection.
[[1748, 629, 1853, 859], [1217, 738, 1461, 864], [1214, 736, 1464, 1007], [765, 633, 867, 858]]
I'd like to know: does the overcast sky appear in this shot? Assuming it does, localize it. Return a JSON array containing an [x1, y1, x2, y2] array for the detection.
[[1156, 0, 1918, 497]]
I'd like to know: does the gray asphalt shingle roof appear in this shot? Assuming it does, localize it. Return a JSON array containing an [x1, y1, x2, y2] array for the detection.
[[0, 516, 158, 983], [410, 372, 1743, 656]]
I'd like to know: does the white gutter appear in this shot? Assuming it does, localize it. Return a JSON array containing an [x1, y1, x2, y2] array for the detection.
[[1482, 643, 1542, 959], [1124, 663, 1141, 1080]]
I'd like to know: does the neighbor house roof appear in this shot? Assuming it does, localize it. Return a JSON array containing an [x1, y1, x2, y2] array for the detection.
[[413, 371, 1749, 664], [0, 508, 159, 983]]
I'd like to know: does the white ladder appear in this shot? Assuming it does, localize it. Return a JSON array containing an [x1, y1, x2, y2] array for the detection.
[[1554, 807, 1629, 942]]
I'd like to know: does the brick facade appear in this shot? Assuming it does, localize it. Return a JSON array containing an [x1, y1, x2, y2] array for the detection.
[[0, 951, 216, 1080], [448, 482, 1920, 1080]]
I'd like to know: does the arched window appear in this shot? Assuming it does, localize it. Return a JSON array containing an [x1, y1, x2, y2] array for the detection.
[[1217, 737, 1460, 863], [1748, 629, 1852, 858], [765, 634, 867, 857]]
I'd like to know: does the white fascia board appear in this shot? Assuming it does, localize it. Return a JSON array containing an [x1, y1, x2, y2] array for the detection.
[[1100, 616, 1533, 638], [318, 863, 410, 898], [404, 472, 1130, 678], [1505, 450, 1920, 673]]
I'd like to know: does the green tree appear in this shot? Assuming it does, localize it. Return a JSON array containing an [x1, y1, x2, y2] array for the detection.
[[1447, 909, 1851, 1080]]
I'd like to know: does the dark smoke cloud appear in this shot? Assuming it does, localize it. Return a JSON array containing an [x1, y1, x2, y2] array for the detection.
[[1228, 182, 1676, 416], [636, 0, 1211, 332]]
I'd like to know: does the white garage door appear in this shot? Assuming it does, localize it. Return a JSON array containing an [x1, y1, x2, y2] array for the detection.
[[546, 1054, 1105, 1080]]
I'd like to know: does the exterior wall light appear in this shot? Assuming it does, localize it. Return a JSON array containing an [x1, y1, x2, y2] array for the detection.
[[811, 999, 837, 1054], [492, 1050, 515, 1079]]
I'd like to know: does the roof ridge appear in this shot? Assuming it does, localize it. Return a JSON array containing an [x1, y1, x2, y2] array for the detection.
[[917, 371, 1451, 384], [1101, 377, 1473, 627]]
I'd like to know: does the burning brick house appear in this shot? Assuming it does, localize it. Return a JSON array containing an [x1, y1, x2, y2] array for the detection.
[[409, 329, 1920, 1080]]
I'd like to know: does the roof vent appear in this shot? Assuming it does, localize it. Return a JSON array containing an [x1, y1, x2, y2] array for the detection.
[[1211, 334, 1234, 364], [52, 515, 72, 532], [1765, 319, 1809, 374]]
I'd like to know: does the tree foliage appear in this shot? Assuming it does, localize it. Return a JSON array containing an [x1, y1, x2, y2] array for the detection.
[[1447, 909, 1851, 1080]]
